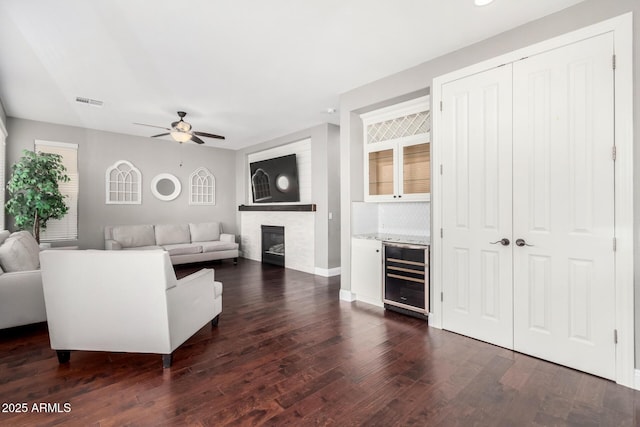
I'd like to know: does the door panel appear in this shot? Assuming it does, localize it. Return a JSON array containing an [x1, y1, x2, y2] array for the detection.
[[441, 65, 513, 348], [512, 33, 615, 379]]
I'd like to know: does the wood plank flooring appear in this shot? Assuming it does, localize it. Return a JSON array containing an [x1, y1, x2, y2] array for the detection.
[[1, 258, 639, 426]]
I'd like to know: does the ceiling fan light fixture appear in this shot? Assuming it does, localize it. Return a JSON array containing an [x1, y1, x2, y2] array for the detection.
[[170, 131, 192, 143], [135, 111, 224, 144], [175, 121, 191, 132]]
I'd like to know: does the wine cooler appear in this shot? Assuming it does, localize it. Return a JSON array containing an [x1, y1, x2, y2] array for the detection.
[[383, 243, 429, 320]]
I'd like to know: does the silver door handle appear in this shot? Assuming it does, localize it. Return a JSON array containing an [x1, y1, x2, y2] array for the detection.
[[489, 238, 510, 246], [515, 238, 533, 247]]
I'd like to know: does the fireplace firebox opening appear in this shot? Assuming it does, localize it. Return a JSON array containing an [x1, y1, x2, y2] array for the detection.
[[261, 225, 285, 267]]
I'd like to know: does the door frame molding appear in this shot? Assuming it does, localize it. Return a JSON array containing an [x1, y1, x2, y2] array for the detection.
[[431, 13, 634, 388]]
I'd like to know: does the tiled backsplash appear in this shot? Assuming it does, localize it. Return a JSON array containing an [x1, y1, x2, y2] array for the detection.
[[351, 202, 378, 235], [352, 201, 430, 237]]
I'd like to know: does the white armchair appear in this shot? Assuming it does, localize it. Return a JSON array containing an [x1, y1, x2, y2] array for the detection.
[[39, 249, 222, 368]]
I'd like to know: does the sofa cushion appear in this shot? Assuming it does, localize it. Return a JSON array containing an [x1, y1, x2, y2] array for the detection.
[[200, 241, 239, 253], [112, 225, 156, 248], [162, 243, 203, 256], [189, 222, 220, 243], [0, 231, 40, 272], [155, 224, 190, 246], [123, 245, 163, 251]]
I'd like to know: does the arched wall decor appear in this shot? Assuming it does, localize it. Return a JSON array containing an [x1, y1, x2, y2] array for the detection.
[[105, 160, 142, 204], [189, 167, 215, 205], [251, 168, 271, 202]]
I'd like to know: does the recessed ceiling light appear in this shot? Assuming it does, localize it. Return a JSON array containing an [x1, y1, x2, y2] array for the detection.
[[474, 0, 494, 6]]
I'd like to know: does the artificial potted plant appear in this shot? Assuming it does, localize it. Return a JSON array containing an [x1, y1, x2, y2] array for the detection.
[[5, 149, 70, 243]]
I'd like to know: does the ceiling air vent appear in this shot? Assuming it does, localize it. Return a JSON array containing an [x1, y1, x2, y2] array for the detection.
[[75, 96, 103, 107]]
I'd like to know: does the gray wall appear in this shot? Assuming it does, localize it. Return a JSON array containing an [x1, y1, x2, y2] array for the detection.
[[339, 0, 639, 358], [326, 124, 341, 269], [235, 123, 340, 271], [6, 117, 237, 249]]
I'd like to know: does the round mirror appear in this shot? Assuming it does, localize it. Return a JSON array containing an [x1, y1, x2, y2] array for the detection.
[[151, 173, 181, 201], [276, 174, 290, 192]]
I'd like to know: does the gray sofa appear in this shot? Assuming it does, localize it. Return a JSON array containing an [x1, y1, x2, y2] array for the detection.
[[104, 222, 238, 265]]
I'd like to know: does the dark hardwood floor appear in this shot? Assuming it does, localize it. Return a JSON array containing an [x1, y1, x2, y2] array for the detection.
[[1, 258, 639, 426]]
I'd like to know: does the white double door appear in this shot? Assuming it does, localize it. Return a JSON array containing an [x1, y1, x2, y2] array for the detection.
[[441, 33, 615, 379]]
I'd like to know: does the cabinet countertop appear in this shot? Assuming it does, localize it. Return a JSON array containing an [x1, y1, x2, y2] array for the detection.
[[352, 233, 430, 246]]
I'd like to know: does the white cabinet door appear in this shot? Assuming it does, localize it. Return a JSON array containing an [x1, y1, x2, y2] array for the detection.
[[441, 64, 514, 349], [512, 32, 615, 380], [351, 238, 383, 307], [364, 142, 397, 202], [398, 139, 431, 201]]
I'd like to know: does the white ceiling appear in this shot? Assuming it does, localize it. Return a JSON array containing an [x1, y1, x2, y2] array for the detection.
[[0, 0, 585, 150]]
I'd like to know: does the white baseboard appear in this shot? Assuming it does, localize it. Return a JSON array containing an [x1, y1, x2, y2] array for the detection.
[[315, 267, 341, 277], [634, 369, 640, 391], [339, 289, 355, 302], [356, 294, 384, 308]]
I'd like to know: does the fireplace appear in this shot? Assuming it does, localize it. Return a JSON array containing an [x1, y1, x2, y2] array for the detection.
[[261, 225, 285, 267]]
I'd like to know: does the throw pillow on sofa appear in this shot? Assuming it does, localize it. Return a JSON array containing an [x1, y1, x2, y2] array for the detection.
[[112, 224, 156, 248], [189, 222, 221, 242], [0, 231, 40, 272], [0, 230, 10, 246], [155, 224, 191, 246]]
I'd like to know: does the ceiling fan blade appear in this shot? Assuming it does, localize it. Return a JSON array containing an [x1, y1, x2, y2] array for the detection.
[[190, 135, 205, 144], [151, 133, 170, 138], [133, 122, 170, 131], [193, 131, 225, 140]]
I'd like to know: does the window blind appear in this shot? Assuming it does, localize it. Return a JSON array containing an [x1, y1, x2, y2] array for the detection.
[[34, 140, 78, 242]]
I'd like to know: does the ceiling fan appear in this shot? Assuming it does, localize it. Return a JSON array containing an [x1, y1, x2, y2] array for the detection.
[[134, 111, 225, 144]]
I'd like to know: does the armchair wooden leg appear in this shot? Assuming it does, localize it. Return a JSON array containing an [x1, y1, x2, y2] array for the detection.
[[233, 257, 238, 265], [162, 354, 173, 368], [56, 351, 71, 364], [211, 315, 220, 327]]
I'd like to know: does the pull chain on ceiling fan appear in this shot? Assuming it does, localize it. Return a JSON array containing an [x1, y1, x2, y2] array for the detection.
[[134, 111, 225, 144]]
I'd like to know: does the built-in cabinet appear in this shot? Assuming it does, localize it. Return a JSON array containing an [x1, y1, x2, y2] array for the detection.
[[362, 96, 430, 202], [350, 237, 382, 306]]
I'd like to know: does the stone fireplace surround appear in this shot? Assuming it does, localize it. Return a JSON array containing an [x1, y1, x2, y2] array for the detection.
[[240, 210, 315, 274]]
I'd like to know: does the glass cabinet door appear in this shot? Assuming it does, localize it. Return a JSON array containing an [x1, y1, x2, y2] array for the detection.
[[401, 142, 430, 197], [368, 148, 395, 197]]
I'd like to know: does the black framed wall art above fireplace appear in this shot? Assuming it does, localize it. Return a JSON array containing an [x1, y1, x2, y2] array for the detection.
[[250, 154, 300, 203]]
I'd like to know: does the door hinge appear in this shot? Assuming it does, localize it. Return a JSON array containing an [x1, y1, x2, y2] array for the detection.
[[613, 237, 617, 252], [612, 54, 616, 70], [440, 164, 443, 175], [440, 101, 443, 112], [440, 228, 443, 238], [612, 146, 617, 161], [614, 329, 618, 344], [440, 292, 443, 302]]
